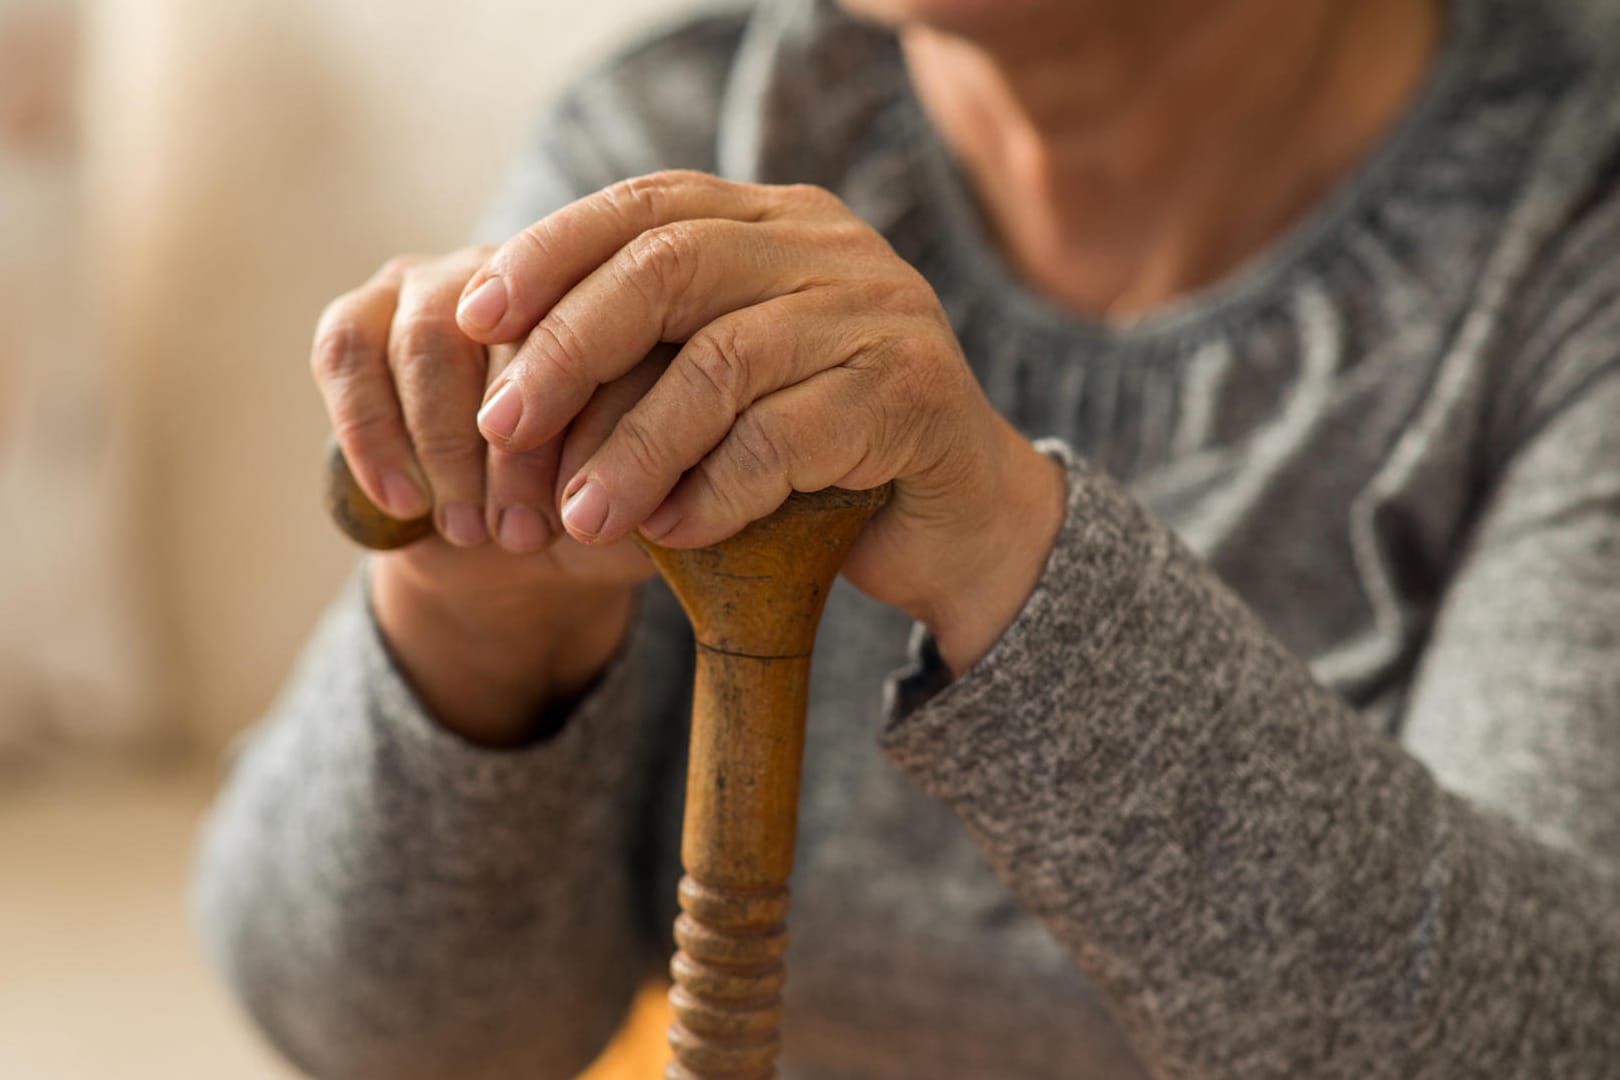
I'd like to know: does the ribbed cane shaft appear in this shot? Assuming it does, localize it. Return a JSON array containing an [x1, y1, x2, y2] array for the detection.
[[662, 647, 807, 1079], [640, 487, 892, 1080], [665, 877, 788, 1080]]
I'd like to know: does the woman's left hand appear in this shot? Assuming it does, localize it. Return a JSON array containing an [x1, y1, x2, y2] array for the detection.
[[456, 170, 1065, 673]]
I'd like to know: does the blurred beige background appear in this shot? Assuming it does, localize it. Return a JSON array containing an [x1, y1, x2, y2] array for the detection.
[[0, 0, 701, 1075]]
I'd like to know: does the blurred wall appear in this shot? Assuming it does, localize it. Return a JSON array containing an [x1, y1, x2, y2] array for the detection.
[[0, 0, 159, 756], [58, 0, 703, 751]]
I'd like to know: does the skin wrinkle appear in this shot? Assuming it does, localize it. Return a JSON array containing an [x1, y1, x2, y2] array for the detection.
[[196, 1, 1620, 1078]]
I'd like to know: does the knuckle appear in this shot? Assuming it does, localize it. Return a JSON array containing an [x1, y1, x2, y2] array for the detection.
[[532, 312, 591, 384], [391, 315, 460, 364], [411, 427, 484, 468], [623, 222, 699, 301], [682, 323, 752, 410], [824, 219, 871, 248], [609, 170, 710, 222], [376, 254, 420, 281], [612, 411, 667, 475], [310, 315, 372, 383], [838, 222, 893, 261], [607, 173, 670, 223], [728, 409, 784, 477], [517, 215, 560, 265], [655, 169, 714, 189], [329, 403, 394, 450], [783, 183, 842, 213], [694, 458, 751, 523]]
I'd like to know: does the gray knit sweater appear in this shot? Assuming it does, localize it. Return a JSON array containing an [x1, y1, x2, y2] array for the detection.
[[195, 1, 1620, 1076]]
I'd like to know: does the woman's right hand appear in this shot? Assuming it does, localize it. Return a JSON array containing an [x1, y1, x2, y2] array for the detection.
[[311, 247, 658, 744]]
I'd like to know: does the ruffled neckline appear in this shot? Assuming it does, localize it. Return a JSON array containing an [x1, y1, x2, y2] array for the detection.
[[892, 0, 1486, 350]]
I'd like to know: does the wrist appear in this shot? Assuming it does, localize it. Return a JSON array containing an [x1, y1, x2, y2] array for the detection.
[[922, 432, 1065, 676], [370, 558, 635, 746]]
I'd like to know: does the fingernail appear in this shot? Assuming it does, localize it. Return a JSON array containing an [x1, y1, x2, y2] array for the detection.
[[478, 381, 523, 443], [441, 502, 489, 547], [497, 505, 548, 553], [561, 480, 609, 540], [458, 276, 507, 332], [381, 469, 430, 519], [640, 500, 680, 541]]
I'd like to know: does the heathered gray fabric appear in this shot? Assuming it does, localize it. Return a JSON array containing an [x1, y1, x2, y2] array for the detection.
[[195, 0, 1620, 1076]]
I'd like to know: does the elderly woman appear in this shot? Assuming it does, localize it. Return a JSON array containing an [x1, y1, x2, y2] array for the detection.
[[196, 0, 1620, 1075]]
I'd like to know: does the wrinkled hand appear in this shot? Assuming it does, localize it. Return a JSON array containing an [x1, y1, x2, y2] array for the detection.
[[309, 247, 656, 743], [458, 171, 1064, 672], [310, 246, 656, 591]]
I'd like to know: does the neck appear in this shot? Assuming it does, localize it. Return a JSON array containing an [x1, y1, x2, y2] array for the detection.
[[902, 0, 1440, 319]]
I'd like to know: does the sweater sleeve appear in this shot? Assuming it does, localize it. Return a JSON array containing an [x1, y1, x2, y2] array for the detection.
[[880, 375, 1620, 1076], [192, 571, 693, 1080]]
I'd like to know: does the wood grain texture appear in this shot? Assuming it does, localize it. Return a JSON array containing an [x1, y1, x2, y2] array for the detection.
[[642, 487, 888, 1080]]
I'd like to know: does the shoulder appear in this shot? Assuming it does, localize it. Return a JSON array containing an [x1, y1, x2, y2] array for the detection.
[[1486, 182, 1620, 461], [548, 0, 905, 189], [477, 1, 907, 239], [1429, 0, 1620, 451], [474, 5, 756, 239], [1486, 0, 1620, 435], [549, 7, 757, 181]]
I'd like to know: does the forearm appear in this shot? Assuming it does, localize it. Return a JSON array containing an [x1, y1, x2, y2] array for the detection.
[[882, 448, 1620, 1078], [371, 556, 635, 746], [193, 578, 658, 1079]]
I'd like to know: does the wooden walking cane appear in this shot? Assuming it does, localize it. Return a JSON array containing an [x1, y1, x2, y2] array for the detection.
[[325, 444, 888, 1079]]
